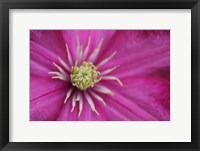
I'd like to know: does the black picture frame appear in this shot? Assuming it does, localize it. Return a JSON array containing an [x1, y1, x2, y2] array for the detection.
[[0, 0, 199, 151]]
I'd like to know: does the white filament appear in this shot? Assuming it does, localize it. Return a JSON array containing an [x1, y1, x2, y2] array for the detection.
[[78, 45, 83, 62], [93, 85, 114, 96], [102, 76, 123, 86], [96, 51, 116, 68], [84, 92, 99, 115], [89, 90, 106, 106], [78, 94, 83, 118], [64, 87, 74, 104], [83, 36, 91, 60], [66, 44, 73, 66], [52, 75, 68, 81], [52, 62, 67, 75], [88, 37, 104, 62], [48, 71, 63, 77], [71, 93, 77, 112], [58, 56, 71, 72], [101, 65, 120, 75], [48, 71, 69, 81], [76, 35, 81, 60]]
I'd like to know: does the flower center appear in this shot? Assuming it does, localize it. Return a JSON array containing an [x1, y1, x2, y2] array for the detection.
[[70, 61, 101, 90]]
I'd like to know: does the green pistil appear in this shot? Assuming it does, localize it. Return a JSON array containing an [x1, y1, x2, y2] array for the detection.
[[70, 61, 101, 90]]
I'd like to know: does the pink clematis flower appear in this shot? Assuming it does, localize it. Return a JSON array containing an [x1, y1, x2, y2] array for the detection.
[[30, 30, 170, 121]]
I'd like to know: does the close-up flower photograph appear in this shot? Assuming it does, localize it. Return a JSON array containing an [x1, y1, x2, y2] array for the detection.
[[30, 30, 170, 121], [1, 1, 199, 150]]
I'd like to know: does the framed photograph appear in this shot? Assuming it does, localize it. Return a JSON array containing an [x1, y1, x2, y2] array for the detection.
[[0, 0, 199, 151]]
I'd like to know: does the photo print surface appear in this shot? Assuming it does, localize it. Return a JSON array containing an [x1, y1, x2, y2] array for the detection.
[[30, 30, 170, 121]]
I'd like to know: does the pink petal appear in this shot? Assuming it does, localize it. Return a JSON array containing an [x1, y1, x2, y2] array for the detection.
[[30, 40, 70, 101], [30, 52, 54, 77], [101, 76, 170, 121], [30, 40, 69, 75], [30, 41, 71, 82], [30, 87, 67, 121], [98, 30, 170, 78], [95, 94, 146, 121], [31, 30, 69, 63], [30, 75, 68, 101], [56, 96, 79, 121]]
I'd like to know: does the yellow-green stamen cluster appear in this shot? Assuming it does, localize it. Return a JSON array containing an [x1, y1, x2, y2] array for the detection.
[[70, 61, 101, 90]]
